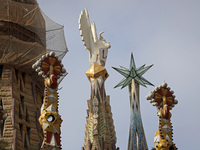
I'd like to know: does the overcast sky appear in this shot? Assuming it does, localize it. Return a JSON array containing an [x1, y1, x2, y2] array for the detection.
[[37, 0, 200, 149]]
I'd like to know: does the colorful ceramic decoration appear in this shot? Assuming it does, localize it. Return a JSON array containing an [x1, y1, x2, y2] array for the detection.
[[32, 51, 66, 150], [79, 8, 111, 67], [113, 53, 153, 150], [146, 82, 178, 150], [79, 8, 119, 150]]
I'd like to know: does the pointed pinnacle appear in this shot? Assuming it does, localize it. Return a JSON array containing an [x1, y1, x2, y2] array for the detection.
[[112, 67, 129, 78], [130, 53, 136, 70]]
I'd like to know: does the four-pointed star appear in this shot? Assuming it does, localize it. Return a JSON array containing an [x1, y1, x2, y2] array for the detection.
[[112, 53, 154, 89]]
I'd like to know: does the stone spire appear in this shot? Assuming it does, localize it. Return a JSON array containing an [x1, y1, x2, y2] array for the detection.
[[146, 82, 178, 150], [113, 53, 154, 150], [79, 8, 119, 150]]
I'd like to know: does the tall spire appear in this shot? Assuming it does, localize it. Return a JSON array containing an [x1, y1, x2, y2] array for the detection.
[[112, 53, 154, 89], [32, 51, 67, 150], [79, 8, 119, 150], [146, 82, 178, 150], [113, 53, 153, 150]]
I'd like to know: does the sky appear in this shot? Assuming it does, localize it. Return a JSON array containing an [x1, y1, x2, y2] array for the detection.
[[37, 0, 200, 149]]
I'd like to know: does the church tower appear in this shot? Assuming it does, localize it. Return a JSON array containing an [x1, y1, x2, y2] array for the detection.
[[79, 9, 119, 150], [113, 53, 153, 150], [0, 0, 67, 149]]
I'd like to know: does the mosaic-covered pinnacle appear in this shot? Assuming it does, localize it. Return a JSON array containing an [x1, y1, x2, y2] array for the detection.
[[32, 51, 67, 79], [86, 62, 109, 82], [146, 82, 178, 110], [112, 53, 154, 89]]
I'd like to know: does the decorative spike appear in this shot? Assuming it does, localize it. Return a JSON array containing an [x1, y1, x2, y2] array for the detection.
[[49, 51, 55, 56], [36, 67, 42, 72], [146, 95, 150, 100], [36, 60, 41, 67], [62, 68, 66, 73], [38, 71, 44, 76], [32, 63, 37, 69], [162, 82, 168, 87], [42, 55, 46, 59], [174, 99, 178, 104], [152, 102, 158, 106]]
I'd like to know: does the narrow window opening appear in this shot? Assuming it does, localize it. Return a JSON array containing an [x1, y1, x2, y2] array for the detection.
[[19, 123, 23, 137], [0, 120, 4, 136], [20, 80, 23, 91], [132, 103, 134, 111], [133, 93, 136, 100], [27, 127, 31, 141], [26, 107, 29, 122], [24, 135, 28, 148], [19, 104, 22, 119], [136, 103, 138, 111], [15, 69, 18, 82], [0, 99, 4, 136], [21, 72, 26, 85], [0, 65, 3, 79], [20, 95, 24, 110]]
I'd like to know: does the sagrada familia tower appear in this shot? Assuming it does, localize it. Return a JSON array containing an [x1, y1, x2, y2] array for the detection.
[[79, 9, 118, 150], [0, 1, 178, 150], [0, 0, 67, 149]]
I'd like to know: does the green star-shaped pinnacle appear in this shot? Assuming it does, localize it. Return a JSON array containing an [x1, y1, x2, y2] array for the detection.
[[112, 53, 154, 89]]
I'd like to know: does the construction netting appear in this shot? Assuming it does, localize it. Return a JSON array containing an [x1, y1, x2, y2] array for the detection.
[[0, 0, 68, 71]]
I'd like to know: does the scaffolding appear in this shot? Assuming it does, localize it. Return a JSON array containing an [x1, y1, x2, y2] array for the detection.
[[0, 0, 68, 70], [0, 1, 68, 149]]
